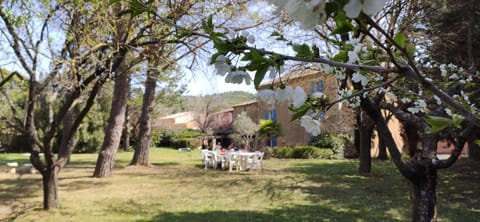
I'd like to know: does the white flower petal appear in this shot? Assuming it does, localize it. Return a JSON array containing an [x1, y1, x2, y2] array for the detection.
[[258, 89, 276, 105], [362, 0, 386, 15], [291, 86, 307, 108], [344, 0, 362, 19]]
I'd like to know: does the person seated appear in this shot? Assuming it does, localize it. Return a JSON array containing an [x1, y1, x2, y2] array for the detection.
[[219, 147, 226, 154], [213, 142, 221, 151]]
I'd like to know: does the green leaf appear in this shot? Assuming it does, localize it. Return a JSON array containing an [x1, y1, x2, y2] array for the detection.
[[406, 43, 415, 57], [202, 16, 214, 34], [128, 0, 152, 17], [394, 33, 405, 48], [424, 116, 452, 133], [331, 13, 353, 35], [333, 50, 348, 62], [474, 140, 480, 146], [254, 65, 269, 89], [289, 104, 310, 121], [292, 44, 313, 59], [451, 114, 464, 128]]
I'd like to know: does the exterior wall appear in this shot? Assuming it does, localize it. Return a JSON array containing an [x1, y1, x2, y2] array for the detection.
[[257, 69, 356, 147], [232, 100, 261, 122], [210, 109, 233, 132], [153, 111, 200, 130]]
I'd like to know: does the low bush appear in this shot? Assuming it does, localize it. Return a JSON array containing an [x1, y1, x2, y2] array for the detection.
[[272, 146, 333, 159]]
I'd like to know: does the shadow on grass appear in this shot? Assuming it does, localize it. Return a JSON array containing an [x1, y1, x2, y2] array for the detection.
[[0, 177, 40, 201], [138, 204, 405, 222]]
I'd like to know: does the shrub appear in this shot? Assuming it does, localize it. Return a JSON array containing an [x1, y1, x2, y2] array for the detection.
[[273, 146, 294, 159], [309, 132, 335, 148], [170, 139, 191, 149], [292, 146, 321, 159], [152, 130, 173, 147], [272, 146, 333, 159]]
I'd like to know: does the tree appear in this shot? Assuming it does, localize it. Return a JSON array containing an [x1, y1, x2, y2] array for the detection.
[[231, 111, 258, 150], [258, 119, 281, 148], [0, 0, 127, 209], [164, 0, 478, 220]]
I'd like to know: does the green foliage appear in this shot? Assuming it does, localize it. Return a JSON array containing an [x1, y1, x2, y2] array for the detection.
[[424, 115, 464, 133], [152, 129, 203, 149], [309, 133, 352, 159], [258, 120, 281, 138], [309, 132, 335, 148], [172, 129, 205, 139], [152, 130, 173, 147], [272, 146, 294, 159], [75, 119, 105, 153], [394, 33, 406, 48], [272, 146, 332, 159]]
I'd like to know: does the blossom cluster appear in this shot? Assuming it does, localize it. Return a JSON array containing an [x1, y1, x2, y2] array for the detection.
[[213, 55, 252, 85], [257, 86, 307, 108]]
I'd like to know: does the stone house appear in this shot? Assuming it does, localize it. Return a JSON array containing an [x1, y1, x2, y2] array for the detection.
[[252, 68, 357, 147]]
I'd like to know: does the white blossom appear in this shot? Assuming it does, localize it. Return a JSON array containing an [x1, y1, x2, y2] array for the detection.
[[449, 73, 459, 80], [214, 55, 231, 76], [290, 86, 308, 108], [444, 108, 452, 117], [225, 70, 252, 85], [407, 99, 427, 114], [344, 0, 387, 19], [300, 115, 321, 136], [275, 86, 293, 103], [351, 72, 369, 87], [258, 89, 276, 105], [401, 97, 412, 103], [311, 91, 324, 99], [268, 0, 327, 29], [434, 95, 442, 105], [439, 64, 447, 77]]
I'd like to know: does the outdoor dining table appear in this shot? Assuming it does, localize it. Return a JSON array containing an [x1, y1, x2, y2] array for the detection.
[[202, 150, 264, 172]]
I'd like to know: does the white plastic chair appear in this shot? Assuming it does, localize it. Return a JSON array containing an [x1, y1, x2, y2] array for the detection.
[[226, 152, 240, 172], [247, 151, 264, 173]]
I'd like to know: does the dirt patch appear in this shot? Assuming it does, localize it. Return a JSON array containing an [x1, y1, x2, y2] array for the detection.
[[0, 205, 12, 220]]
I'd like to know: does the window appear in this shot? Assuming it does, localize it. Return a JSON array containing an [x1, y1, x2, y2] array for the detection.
[[264, 109, 277, 147]]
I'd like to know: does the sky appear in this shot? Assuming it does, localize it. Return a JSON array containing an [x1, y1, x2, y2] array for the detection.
[[181, 67, 257, 96]]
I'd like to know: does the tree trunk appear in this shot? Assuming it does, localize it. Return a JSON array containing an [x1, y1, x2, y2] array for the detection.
[[131, 70, 156, 166], [42, 166, 60, 210], [410, 164, 438, 222], [123, 76, 131, 152], [378, 137, 388, 160], [404, 123, 420, 158], [123, 106, 130, 152], [93, 71, 128, 177], [359, 110, 374, 174]]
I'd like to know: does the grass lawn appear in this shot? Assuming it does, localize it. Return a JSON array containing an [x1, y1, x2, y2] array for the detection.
[[1, 148, 479, 221]]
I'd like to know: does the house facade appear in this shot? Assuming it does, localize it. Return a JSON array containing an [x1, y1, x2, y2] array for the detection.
[[254, 69, 357, 147]]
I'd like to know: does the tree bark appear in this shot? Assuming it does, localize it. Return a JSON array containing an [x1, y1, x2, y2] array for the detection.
[[410, 164, 438, 222], [42, 166, 60, 210], [93, 71, 129, 177], [377, 137, 388, 160], [359, 110, 374, 174], [131, 70, 157, 166]]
